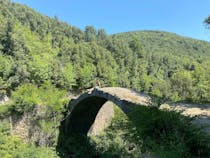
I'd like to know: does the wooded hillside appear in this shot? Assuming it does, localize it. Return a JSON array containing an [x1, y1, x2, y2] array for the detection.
[[1, 1, 210, 104]]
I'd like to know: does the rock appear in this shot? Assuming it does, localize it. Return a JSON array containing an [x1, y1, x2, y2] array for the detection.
[[160, 103, 210, 136], [0, 94, 9, 105], [88, 101, 114, 136], [10, 105, 57, 146]]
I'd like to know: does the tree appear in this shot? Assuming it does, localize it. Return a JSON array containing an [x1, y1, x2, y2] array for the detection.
[[204, 15, 210, 28], [28, 54, 53, 84], [1, 20, 15, 55], [84, 26, 97, 42], [11, 83, 40, 113], [0, 54, 12, 79], [78, 63, 96, 89], [129, 36, 143, 58], [170, 71, 193, 101], [54, 63, 76, 90]]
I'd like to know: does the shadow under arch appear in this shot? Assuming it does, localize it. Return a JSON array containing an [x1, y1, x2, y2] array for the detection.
[[56, 87, 150, 157], [63, 87, 148, 135], [65, 96, 108, 134]]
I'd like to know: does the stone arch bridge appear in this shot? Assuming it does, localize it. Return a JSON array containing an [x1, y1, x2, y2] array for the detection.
[[64, 87, 151, 135]]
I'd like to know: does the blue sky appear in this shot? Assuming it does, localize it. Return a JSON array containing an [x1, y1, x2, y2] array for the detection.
[[12, 0, 210, 41]]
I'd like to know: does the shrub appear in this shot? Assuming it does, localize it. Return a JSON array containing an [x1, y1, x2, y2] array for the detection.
[[10, 82, 67, 114], [11, 83, 40, 113], [129, 105, 210, 158]]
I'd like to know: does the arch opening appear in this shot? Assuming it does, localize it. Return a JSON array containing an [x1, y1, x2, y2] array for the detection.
[[64, 87, 149, 135], [66, 96, 108, 134]]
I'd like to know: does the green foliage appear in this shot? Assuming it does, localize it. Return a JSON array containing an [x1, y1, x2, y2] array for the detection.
[[0, 121, 10, 135], [60, 63, 76, 89], [78, 63, 96, 88], [1, 0, 210, 103], [204, 15, 210, 28], [57, 134, 96, 158], [0, 126, 58, 158], [8, 82, 67, 146], [89, 106, 142, 157], [28, 54, 53, 84], [39, 81, 67, 111], [91, 105, 210, 157], [13, 146, 58, 158], [11, 82, 67, 114], [0, 54, 12, 79], [170, 70, 193, 101], [111, 31, 210, 103], [0, 104, 12, 118], [11, 84, 40, 113], [57, 105, 210, 158], [56, 106, 143, 158], [37, 119, 55, 133], [129, 105, 210, 158]]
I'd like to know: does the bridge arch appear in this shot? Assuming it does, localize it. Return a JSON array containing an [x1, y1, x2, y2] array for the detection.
[[64, 87, 150, 134]]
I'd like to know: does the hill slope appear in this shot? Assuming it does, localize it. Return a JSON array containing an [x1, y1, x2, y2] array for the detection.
[[114, 30, 210, 58], [110, 31, 210, 103], [1, 0, 210, 103]]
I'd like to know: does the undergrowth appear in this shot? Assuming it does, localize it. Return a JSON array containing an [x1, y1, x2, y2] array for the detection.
[[57, 105, 210, 158]]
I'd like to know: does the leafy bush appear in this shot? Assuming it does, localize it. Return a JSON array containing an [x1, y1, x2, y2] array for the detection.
[[0, 104, 12, 118], [5, 82, 68, 147], [0, 135, 58, 158], [128, 105, 210, 158], [11, 83, 40, 113], [10, 82, 67, 114], [0, 121, 58, 158]]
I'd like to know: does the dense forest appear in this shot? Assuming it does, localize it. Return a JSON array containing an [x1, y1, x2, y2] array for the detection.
[[0, 0, 210, 157], [1, 0, 210, 103]]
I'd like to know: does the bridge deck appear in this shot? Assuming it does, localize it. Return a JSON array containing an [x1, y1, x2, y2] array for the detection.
[[100, 87, 150, 105]]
